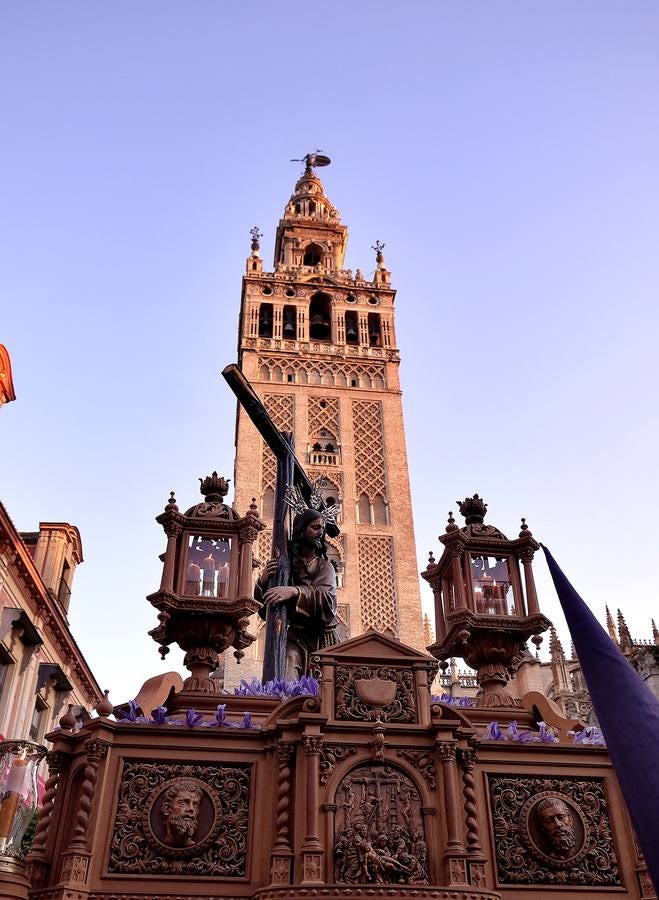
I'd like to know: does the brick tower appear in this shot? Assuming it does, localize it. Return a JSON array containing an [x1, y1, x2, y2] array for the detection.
[[231, 155, 424, 679]]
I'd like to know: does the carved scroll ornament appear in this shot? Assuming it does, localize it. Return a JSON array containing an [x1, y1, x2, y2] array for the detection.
[[335, 665, 416, 723]]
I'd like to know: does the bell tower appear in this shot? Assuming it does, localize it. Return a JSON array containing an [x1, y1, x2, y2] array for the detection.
[[232, 154, 424, 671]]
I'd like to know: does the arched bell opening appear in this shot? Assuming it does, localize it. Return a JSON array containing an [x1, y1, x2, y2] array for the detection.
[[304, 243, 324, 267], [258, 303, 273, 338], [368, 312, 382, 347], [282, 305, 297, 339], [345, 310, 359, 345], [309, 292, 332, 342]]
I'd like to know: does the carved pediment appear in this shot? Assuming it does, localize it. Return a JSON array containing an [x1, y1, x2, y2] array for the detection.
[[315, 628, 437, 666]]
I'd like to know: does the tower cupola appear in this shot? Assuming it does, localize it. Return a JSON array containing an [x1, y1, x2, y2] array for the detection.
[[274, 154, 347, 272]]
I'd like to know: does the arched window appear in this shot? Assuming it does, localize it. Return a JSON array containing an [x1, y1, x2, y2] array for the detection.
[[373, 494, 387, 525], [358, 494, 371, 525], [259, 364, 270, 381], [282, 305, 297, 339], [262, 487, 274, 520], [309, 292, 332, 342], [345, 310, 359, 345], [258, 303, 273, 338], [367, 312, 382, 346], [304, 243, 323, 267]]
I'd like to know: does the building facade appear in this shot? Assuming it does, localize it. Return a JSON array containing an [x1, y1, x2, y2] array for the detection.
[[0, 503, 102, 745], [231, 158, 424, 680]]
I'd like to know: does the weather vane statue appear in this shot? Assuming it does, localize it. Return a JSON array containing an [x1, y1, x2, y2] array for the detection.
[[290, 150, 331, 174]]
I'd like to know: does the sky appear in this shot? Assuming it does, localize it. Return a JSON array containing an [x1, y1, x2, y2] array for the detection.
[[2, 2, 658, 704]]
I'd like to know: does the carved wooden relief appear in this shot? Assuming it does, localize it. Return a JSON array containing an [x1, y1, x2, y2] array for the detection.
[[108, 761, 251, 877], [335, 665, 416, 723], [334, 763, 428, 884], [488, 775, 620, 886]]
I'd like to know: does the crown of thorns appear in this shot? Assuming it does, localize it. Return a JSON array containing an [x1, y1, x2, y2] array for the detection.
[[284, 476, 339, 528]]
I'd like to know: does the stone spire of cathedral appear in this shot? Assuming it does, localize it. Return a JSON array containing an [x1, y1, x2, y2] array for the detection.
[[605, 605, 618, 642], [652, 619, 659, 646], [617, 609, 633, 654], [549, 626, 570, 691]]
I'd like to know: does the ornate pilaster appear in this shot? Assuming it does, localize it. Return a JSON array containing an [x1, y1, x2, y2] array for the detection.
[[436, 740, 467, 885], [301, 734, 323, 884], [25, 750, 69, 888], [456, 746, 482, 856], [159, 519, 181, 592], [60, 740, 108, 890], [270, 742, 295, 885]]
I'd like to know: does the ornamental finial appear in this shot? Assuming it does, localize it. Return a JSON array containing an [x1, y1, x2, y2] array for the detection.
[[457, 494, 487, 525], [250, 226, 262, 256], [372, 240, 386, 269], [199, 472, 230, 501]]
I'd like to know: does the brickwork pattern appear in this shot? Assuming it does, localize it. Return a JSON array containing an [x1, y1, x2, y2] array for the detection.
[[358, 535, 398, 634], [352, 400, 387, 500], [257, 356, 386, 390], [308, 397, 340, 441], [261, 394, 295, 492]]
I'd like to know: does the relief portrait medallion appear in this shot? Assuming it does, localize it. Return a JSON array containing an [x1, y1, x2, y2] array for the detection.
[[520, 791, 588, 868], [143, 776, 222, 858]]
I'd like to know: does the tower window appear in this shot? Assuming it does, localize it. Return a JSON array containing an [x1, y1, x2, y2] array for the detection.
[[304, 244, 323, 267], [258, 303, 273, 338], [373, 494, 388, 525], [358, 494, 371, 525], [368, 312, 382, 347], [282, 305, 297, 339], [309, 292, 332, 342], [345, 310, 359, 345]]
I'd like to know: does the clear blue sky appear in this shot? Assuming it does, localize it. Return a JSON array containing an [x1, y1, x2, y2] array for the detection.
[[2, 2, 658, 702]]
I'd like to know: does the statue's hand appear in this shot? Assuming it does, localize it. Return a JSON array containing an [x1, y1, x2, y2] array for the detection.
[[260, 556, 280, 584], [263, 585, 297, 606]]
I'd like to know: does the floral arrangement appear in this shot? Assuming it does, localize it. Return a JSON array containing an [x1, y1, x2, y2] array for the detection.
[[480, 720, 559, 743], [432, 693, 477, 708], [116, 701, 259, 729], [232, 675, 319, 699], [569, 725, 606, 745]]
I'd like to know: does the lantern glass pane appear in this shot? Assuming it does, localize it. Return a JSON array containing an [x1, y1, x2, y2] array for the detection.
[[470, 555, 515, 616], [185, 536, 232, 598]]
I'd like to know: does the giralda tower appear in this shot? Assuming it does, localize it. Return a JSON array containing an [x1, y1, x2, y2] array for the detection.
[[232, 155, 424, 675]]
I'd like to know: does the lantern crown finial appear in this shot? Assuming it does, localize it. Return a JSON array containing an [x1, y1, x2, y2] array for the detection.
[[199, 472, 230, 501], [457, 493, 488, 525]]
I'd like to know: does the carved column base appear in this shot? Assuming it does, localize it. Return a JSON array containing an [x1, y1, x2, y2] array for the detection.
[[24, 855, 49, 891], [445, 854, 468, 886], [301, 850, 324, 884], [60, 850, 91, 887], [270, 852, 292, 885], [468, 860, 488, 889], [0, 856, 30, 900]]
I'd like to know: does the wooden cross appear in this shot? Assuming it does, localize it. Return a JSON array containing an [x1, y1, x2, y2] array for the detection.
[[222, 364, 339, 681]]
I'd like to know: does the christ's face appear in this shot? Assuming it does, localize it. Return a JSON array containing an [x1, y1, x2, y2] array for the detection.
[[303, 517, 325, 551]]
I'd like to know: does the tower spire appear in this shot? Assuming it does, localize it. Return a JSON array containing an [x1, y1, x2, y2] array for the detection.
[[617, 608, 633, 654], [605, 605, 618, 642]]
